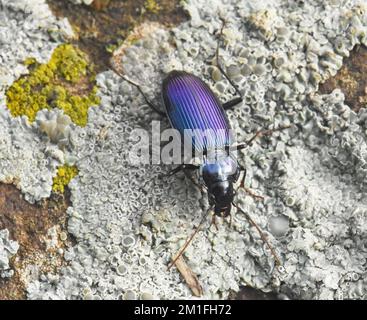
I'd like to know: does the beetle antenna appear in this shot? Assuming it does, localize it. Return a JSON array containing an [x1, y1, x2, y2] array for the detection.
[[168, 206, 213, 270], [232, 202, 282, 267], [110, 63, 144, 89], [215, 18, 243, 100]]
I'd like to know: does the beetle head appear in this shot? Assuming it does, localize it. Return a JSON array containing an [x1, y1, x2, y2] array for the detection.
[[202, 153, 240, 217], [210, 180, 234, 217]]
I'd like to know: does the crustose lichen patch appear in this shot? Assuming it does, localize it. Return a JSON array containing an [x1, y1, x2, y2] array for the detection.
[[5, 44, 100, 127]]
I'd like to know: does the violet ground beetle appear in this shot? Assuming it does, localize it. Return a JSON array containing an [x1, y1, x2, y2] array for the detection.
[[111, 21, 290, 271]]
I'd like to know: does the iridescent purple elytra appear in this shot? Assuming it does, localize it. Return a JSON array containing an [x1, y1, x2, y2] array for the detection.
[[162, 70, 232, 152]]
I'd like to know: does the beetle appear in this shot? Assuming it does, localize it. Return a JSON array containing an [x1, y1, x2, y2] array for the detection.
[[161, 69, 241, 219], [111, 22, 289, 270]]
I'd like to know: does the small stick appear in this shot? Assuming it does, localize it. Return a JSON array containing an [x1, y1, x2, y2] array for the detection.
[[232, 202, 282, 267], [174, 256, 203, 297]]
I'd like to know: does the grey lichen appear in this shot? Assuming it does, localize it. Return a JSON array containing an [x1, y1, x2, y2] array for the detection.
[[0, 229, 19, 278], [0, 0, 75, 203], [0, 0, 73, 100], [36, 110, 73, 147]]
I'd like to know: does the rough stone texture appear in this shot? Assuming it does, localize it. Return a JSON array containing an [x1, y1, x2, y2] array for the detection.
[[319, 45, 367, 112], [48, 0, 189, 72], [0, 183, 71, 299], [1, 0, 367, 300]]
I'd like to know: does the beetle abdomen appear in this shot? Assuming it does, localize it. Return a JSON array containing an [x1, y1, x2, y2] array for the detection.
[[162, 71, 231, 152]]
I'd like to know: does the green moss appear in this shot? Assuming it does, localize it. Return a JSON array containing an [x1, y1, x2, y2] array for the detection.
[[52, 165, 78, 194], [145, 0, 161, 14], [6, 44, 100, 126]]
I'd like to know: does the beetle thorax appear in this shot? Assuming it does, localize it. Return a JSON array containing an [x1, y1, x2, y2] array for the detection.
[[201, 151, 238, 182]]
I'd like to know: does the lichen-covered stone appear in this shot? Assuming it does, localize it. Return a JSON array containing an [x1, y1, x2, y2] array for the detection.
[[0, 0, 73, 99], [1, 0, 367, 300], [6, 44, 100, 126], [0, 1, 85, 203]]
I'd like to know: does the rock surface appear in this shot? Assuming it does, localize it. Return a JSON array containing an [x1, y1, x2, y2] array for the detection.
[[0, 0, 366, 300]]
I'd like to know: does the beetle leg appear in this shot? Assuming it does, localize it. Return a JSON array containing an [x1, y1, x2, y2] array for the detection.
[[210, 215, 219, 231], [163, 164, 202, 190], [183, 168, 204, 192], [222, 97, 243, 110], [232, 202, 282, 267], [168, 206, 213, 270], [110, 64, 166, 117], [167, 164, 199, 177], [231, 125, 291, 151], [215, 18, 243, 110], [238, 166, 264, 201], [241, 186, 265, 201]]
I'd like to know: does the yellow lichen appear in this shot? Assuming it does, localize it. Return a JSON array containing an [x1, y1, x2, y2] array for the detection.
[[145, 0, 161, 14], [6, 44, 100, 126], [52, 165, 78, 194]]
